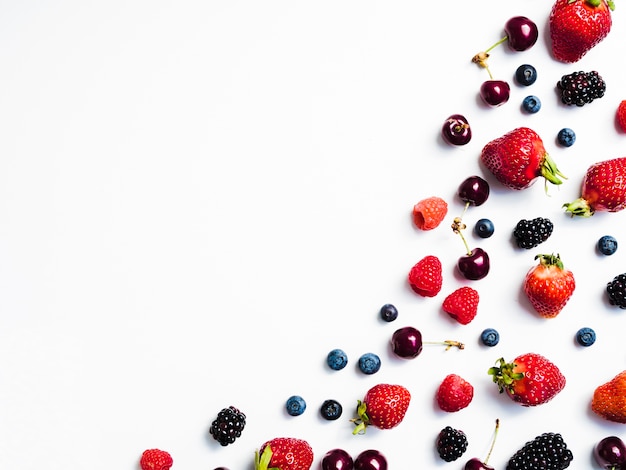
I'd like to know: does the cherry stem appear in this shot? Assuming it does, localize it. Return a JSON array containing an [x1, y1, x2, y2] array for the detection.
[[485, 36, 508, 53], [452, 216, 471, 255], [484, 419, 500, 465], [423, 340, 465, 350]]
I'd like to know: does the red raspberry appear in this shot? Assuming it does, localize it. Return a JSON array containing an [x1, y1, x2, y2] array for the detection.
[[408, 255, 442, 297], [140, 449, 173, 470], [617, 100, 626, 133], [436, 373, 474, 412], [442, 286, 479, 325], [412, 196, 448, 230]]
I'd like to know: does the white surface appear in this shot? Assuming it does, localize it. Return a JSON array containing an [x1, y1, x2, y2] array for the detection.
[[1, 1, 626, 469]]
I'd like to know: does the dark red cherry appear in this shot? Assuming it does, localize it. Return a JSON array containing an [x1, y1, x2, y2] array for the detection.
[[442, 114, 472, 145], [465, 457, 493, 470], [391, 326, 423, 359], [480, 80, 510, 107], [504, 16, 539, 51], [458, 248, 490, 280], [322, 448, 354, 470], [457, 176, 490, 206], [354, 450, 387, 470], [594, 436, 626, 469]]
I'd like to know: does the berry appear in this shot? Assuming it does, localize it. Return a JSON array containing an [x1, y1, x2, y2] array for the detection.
[[592, 371, 626, 423], [327, 348, 348, 370], [575, 327, 596, 347], [522, 95, 541, 113], [256, 437, 314, 470], [598, 235, 618, 255], [391, 326, 423, 359], [436, 426, 469, 462], [140, 449, 173, 470], [354, 450, 387, 470], [379, 303, 398, 322], [607, 273, 626, 309], [285, 395, 307, 416], [358, 353, 381, 375], [557, 128, 576, 147], [322, 449, 354, 470], [506, 432, 573, 469], [513, 217, 553, 249], [209, 406, 246, 446], [442, 114, 472, 145], [480, 80, 510, 107], [352, 384, 411, 433], [523, 254, 576, 318], [617, 100, 626, 133], [474, 218, 494, 238], [408, 255, 443, 297], [458, 175, 490, 207], [594, 436, 626, 470], [457, 247, 490, 281], [320, 399, 343, 420], [504, 16, 539, 51], [436, 373, 474, 412], [481, 328, 500, 347], [412, 196, 448, 230], [442, 286, 479, 325], [557, 70, 606, 106], [515, 64, 537, 86]]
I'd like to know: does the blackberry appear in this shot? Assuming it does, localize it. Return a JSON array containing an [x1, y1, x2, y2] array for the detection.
[[557, 71, 605, 107], [436, 426, 468, 462], [607, 273, 626, 309], [209, 406, 246, 446], [513, 217, 553, 249], [507, 432, 573, 470]]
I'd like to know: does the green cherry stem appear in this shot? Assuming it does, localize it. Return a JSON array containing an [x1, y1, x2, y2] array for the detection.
[[452, 216, 472, 255], [484, 419, 501, 466], [423, 340, 465, 350]]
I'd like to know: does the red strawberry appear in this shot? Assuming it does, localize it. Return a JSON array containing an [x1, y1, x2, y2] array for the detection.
[[408, 255, 442, 297], [413, 196, 448, 230], [488, 353, 566, 406], [442, 286, 479, 325], [523, 254, 576, 318], [436, 373, 474, 412], [591, 370, 626, 423], [140, 449, 173, 470], [549, 0, 614, 63], [618, 100, 626, 132], [255, 437, 314, 470], [480, 127, 565, 190], [352, 383, 411, 434], [564, 157, 626, 216]]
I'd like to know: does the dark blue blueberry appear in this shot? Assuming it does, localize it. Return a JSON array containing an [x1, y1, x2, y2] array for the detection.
[[320, 399, 343, 420], [576, 327, 596, 347], [522, 95, 541, 113], [480, 328, 499, 347], [379, 303, 398, 322], [326, 348, 348, 370], [515, 64, 537, 86], [474, 218, 495, 238], [598, 235, 618, 255], [557, 128, 576, 147], [358, 352, 381, 375], [285, 395, 306, 416]]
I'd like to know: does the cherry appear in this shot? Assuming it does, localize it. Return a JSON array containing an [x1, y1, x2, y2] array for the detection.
[[391, 326, 464, 359], [322, 448, 354, 470], [480, 80, 510, 107], [594, 436, 626, 469], [464, 419, 500, 470], [442, 114, 472, 145], [457, 176, 490, 207], [354, 450, 387, 470], [504, 16, 539, 51], [458, 247, 490, 281]]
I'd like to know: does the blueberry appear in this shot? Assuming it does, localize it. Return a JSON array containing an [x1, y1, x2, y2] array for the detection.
[[480, 328, 499, 347], [474, 218, 495, 238], [515, 64, 537, 86], [358, 352, 381, 374], [557, 128, 576, 147], [522, 95, 541, 113], [576, 327, 596, 347], [285, 395, 307, 416], [598, 235, 618, 255], [379, 303, 398, 322], [326, 348, 348, 371], [320, 399, 343, 420]]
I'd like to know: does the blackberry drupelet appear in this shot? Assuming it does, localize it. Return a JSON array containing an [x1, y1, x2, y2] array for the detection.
[[607, 273, 626, 309], [436, 426, 468, 462], [209, 406, 246, 446], [507, 432, 573, 470], [513, 217, 553, 249], [557, 71, 605, 107]]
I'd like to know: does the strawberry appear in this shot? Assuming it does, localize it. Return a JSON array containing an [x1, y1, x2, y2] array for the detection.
[[523, 254, 576, 318], [591, 370, 626, 423], [617, 100, 626, 133], [139, 449, 173, 470], [436, 373, 474, 412], [564, 157, 626, 216], [413, 196, 448, 230], [442, 286, 479, 325], [352, 383, 411, 434], [549, 0, 614, 63], [408, 255, 443, 297], [488, 353, 566, 406], [480, 127, 565, 191], [255, 437, 314, 470]]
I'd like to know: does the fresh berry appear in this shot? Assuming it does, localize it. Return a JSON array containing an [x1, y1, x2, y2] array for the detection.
[[391, 326, 423, 359], [592, 370, 626, 423], [327, 348, 348, 370], [557, 128, 576, 147], [352, 383, 411, 434], [442, 114, 472, 145], [209, 406, 246, 446], [557, 70, 606, 106], [140, 449, 173, 470], [436, 426, 469, 462], [523, 254, 575, 318], [379, 303, 398, 322], [515, 64, 537, 86], [481, 127, 565, 190], [549, 0, 614, 63], [564, 157, 626, 216], [607, 273, 626, 309], [322, 449, 354, 470], [354, 450, 387, 470], [458, 175, 491, 207], [522, 95, 541, 113], [617, 100, 626, 132], [481, 328, 500, 347], [320, 399, 343, 420], [506, 432, 573, 469], [358, 353, 381, 375], [480, 80, 510, 107], [488, 353, 566, 406], [504, 16, 539, 51], [474, 218, 494, 238], [457, 247, 490, 281], [256, 437, 314, 470], [513, 217, 553, 249], [598, 235, 618, 255], [576, 327, 596, 346], [464, 419, 500, 470], [442, 286, 479, 325], [413, 196, 448, 230], [594, 436, 626, 469], [408, 255, 443, 297], [436, 374, 474, 412], [286, 395, 307, 416]]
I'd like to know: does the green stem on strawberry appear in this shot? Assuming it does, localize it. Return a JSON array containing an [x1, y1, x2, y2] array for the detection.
[[536, 253, 564, 270], [541, 153, 567, 192], [488, 357, 525, 395], [351, 400, 370, 435], [563, 197, 594, 217], [255, 446, 280, 470]]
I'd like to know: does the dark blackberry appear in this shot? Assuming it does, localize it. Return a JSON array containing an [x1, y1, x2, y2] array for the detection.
[[436, 426, 468, 462], [513, 217, 553, 249], [557, 71, 605, 107], [507, 432, 573, 470], [209, 406, 246, 446], [607, 273, 626, 309]]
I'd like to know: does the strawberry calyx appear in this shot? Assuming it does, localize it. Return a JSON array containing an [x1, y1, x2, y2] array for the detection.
[[535, 253, 564, 270], [488, 357, 525, 395], [541, 152, 567, 190], [584, 0, 616, 11], [254, 446, 280, 470], [351, 400, 370, 435], [563, 197, 594, 217]]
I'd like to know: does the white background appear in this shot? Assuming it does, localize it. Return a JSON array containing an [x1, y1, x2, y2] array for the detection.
[[1, 1, 626, 469]]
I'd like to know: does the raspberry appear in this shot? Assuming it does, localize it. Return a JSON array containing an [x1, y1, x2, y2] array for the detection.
[[557, 70, 605, 107], [617, 100, 626, 133], [408, 255, 443, 297], [209, 406, 246, 446], [412, 196, 448, 230], [436, 426, 469, 462], [607, 273, 626, 309], [442, 286, 479, 325], [436, 374, 474, 412], [513, 217, 553, 249], [507, 432, 573, 469], [139, 449, 173, 470]]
